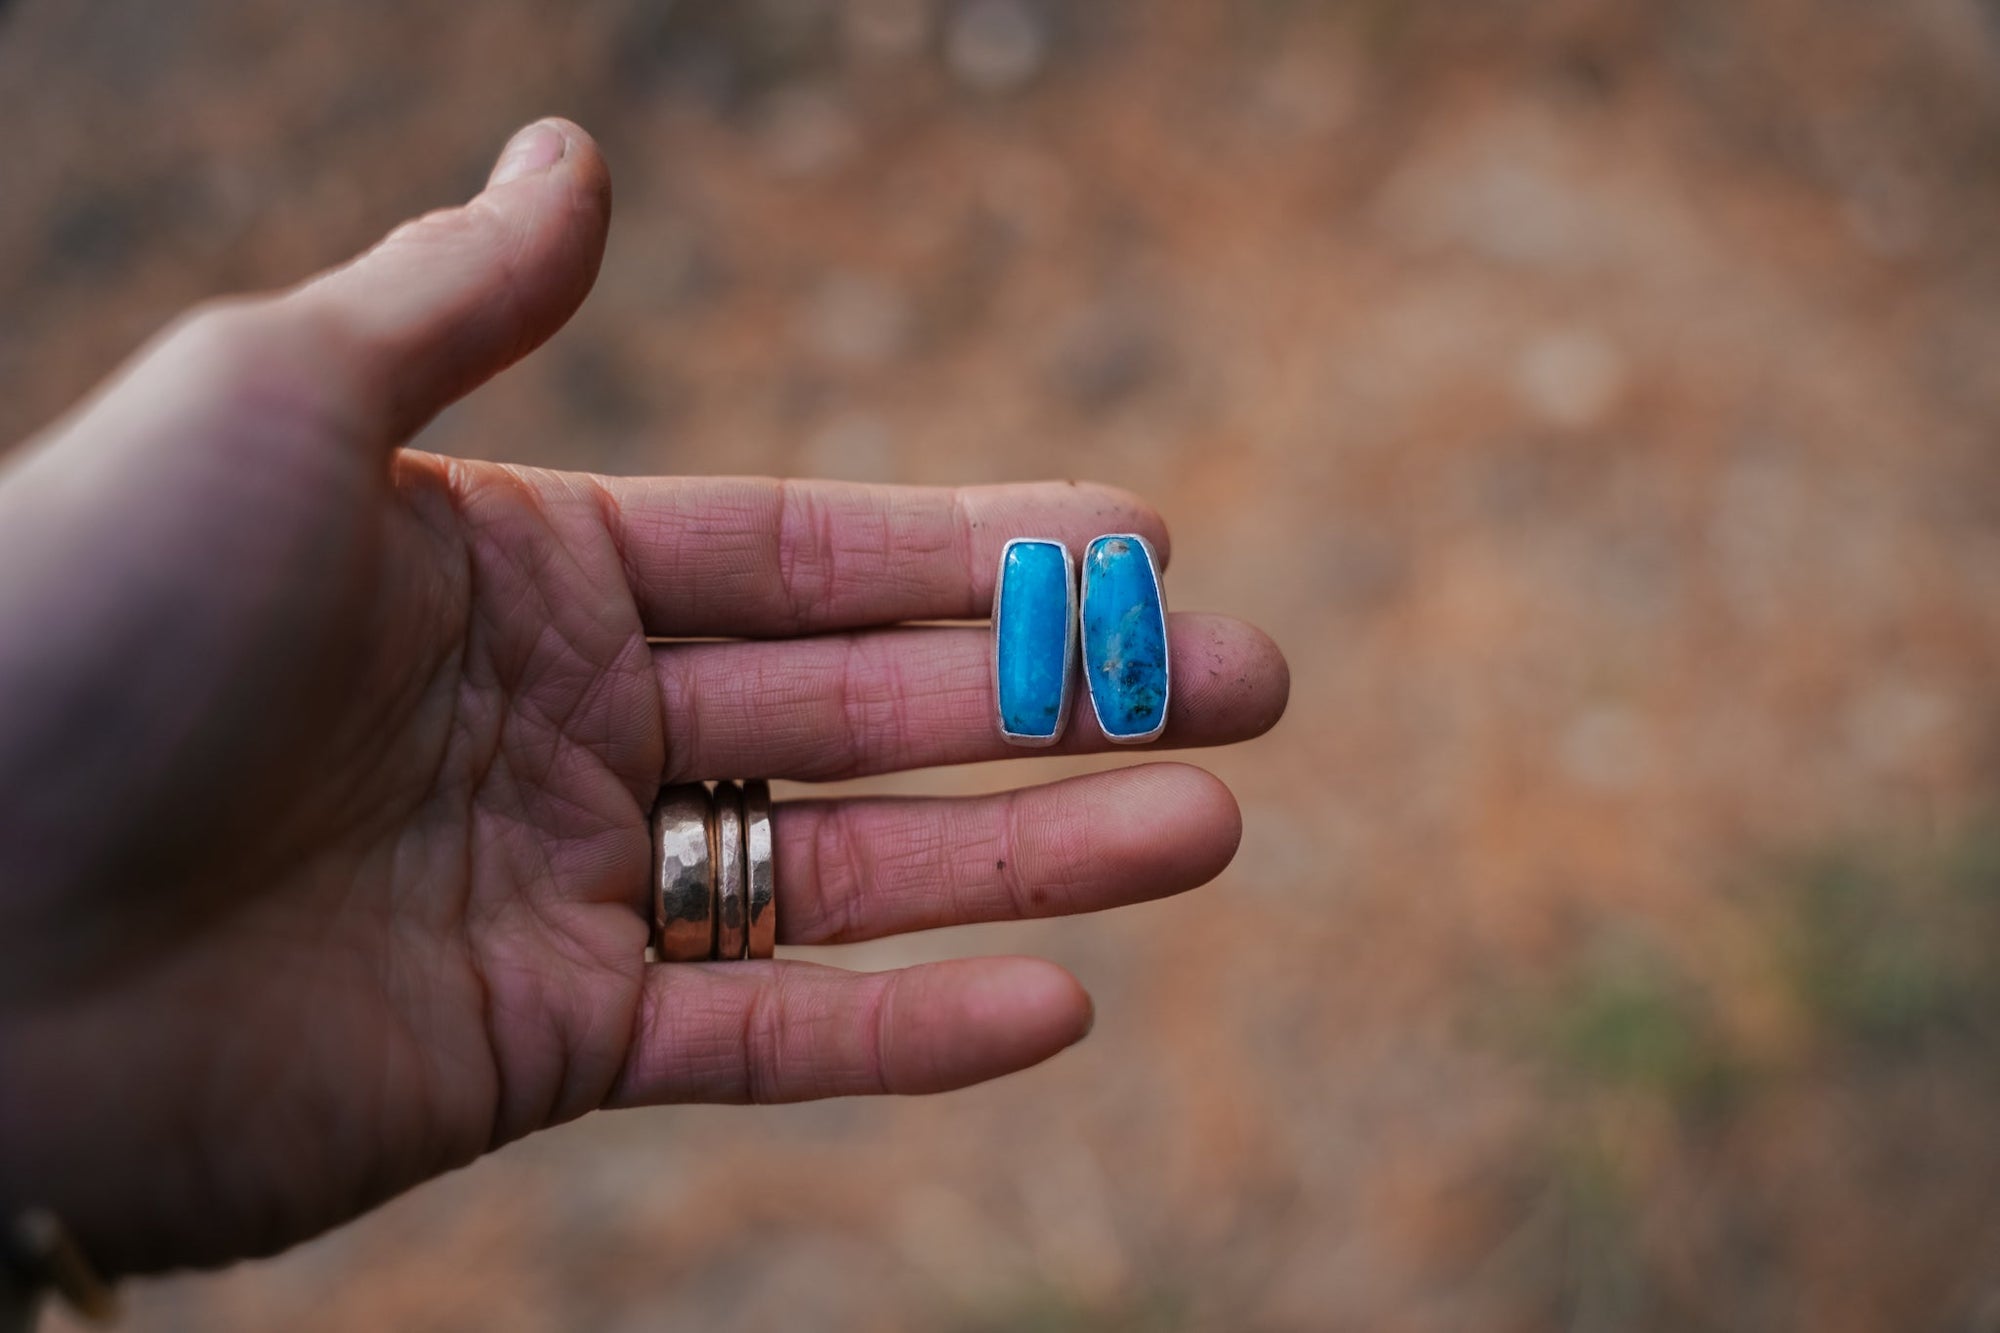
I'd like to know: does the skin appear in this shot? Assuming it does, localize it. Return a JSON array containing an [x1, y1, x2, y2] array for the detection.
[[0, 120, 1288, 1276]]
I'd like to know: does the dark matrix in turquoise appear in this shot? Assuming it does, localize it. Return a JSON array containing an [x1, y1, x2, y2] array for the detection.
[[1082, 535, 1168, 739]]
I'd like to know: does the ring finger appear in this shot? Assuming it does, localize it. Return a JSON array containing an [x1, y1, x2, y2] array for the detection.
[[771, 762, 1241, 945], [607, 763, 1239, 1107]]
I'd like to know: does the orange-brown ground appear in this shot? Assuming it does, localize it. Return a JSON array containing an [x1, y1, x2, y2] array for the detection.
[[11, 2, 2000, 1328]]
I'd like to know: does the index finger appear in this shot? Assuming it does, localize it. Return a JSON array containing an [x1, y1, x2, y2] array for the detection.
[[589, 477, 1170, 638]]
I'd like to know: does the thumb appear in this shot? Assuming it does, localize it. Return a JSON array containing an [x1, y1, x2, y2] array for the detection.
[[284, 117, 612, 445], [8, 118, 611, 485]]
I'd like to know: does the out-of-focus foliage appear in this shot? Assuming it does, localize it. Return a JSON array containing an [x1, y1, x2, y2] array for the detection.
[[1515, 828, 2000, 1328]]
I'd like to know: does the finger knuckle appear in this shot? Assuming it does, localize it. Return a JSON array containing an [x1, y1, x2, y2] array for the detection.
[[163, 298, 362, 450], [861, 976, 897, 1096], [166, 297, 284, 378], [774, 480, 842, 633], [810, 807, 874, 944], [742, 978, 790, 1104], [1006, 788, 1092, 917], [834, 636, 910, 777], [383, 201, 492, 256]]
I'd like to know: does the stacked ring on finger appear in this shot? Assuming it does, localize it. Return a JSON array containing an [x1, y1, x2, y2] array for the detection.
[[648, 780, 775, 961]]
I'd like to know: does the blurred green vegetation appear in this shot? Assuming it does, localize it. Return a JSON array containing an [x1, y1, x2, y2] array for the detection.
[[949, 1284, 1191, 1333], [1534, 819, 2000, 1101], [1780, 832, 2000, 1055], [1544, 941, 1737, 1110], [1512, 819, 2000, 1328]]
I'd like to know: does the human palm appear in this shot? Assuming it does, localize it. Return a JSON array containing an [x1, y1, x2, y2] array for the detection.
[[0, 122, 1286, 1276]]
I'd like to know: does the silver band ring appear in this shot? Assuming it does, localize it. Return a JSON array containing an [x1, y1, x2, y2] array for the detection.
[[711, 781, 749, 961], [744, 780, 775, 960], [648, 780, 775, 962], [651, 783, 716, 962]]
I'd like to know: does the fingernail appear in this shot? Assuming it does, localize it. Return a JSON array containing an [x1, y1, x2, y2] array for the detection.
[[488, 121, 567, 187]]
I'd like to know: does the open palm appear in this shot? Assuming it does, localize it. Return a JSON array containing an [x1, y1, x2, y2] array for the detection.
[[0, 122, 1286, 1276]]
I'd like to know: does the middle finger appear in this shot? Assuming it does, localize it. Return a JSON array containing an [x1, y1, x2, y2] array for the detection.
[[652, 613, 1288, 782]]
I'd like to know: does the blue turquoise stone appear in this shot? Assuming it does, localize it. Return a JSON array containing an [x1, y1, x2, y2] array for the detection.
[[1082, 535, 1168, 740], [995, 540, 1073, 740]]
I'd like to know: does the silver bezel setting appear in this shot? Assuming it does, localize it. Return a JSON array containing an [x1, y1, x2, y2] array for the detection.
[[1081, 533, 1170, 746], [992, 537, 1079, 748]]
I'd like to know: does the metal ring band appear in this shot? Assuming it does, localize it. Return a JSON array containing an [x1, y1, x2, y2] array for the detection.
[[743, 780, 775, 959], [712, 781, 749, 961], [651, 783, 716, 962]]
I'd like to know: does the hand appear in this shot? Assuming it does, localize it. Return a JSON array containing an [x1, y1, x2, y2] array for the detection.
[[0, 120, 1287, 1275]]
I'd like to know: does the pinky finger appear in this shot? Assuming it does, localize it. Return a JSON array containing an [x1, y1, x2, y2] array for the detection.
[[604, 956, 1092, 1106]]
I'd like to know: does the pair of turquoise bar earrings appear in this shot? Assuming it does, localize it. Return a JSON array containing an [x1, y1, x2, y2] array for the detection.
[[993, 534, 1169, 746]]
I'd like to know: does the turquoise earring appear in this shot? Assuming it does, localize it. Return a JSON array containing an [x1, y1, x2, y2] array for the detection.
[[1080, 534, 1169, 744], [992, 538, 1078, 746]]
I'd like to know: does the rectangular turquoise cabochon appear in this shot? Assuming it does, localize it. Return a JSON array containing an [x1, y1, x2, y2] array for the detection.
[[1082, 534, 1169, 740], [995, 540, 1074, 740]]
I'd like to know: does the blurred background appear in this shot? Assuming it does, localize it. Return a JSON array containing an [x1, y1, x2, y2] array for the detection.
[[10, 0, 2000, 1328]]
